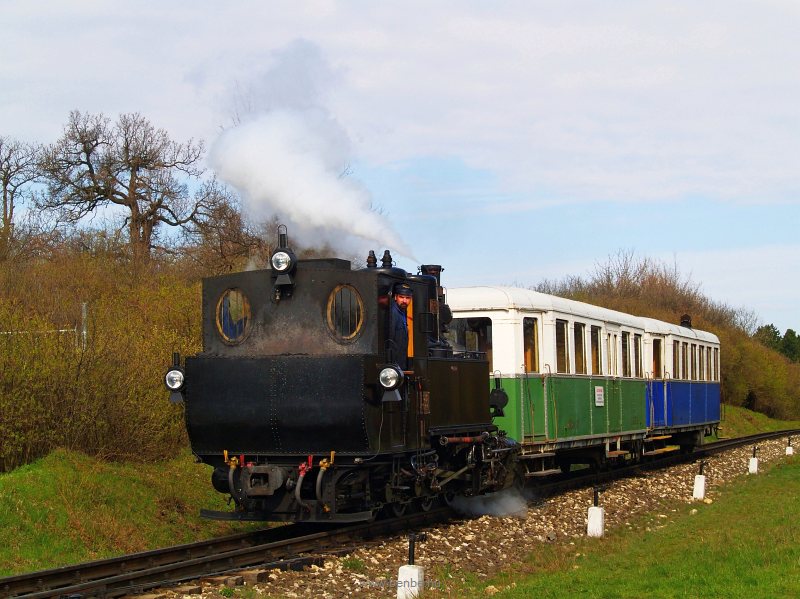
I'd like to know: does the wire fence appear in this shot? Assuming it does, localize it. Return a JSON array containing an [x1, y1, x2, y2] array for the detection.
[[0, 302, 88, 349]]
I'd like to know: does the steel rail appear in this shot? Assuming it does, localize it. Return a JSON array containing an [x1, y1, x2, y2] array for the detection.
[[532, 428, 800, 499], [0, 508, 453, 598]]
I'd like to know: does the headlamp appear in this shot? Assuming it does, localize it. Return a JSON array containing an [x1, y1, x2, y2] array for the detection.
[[379, 365, 404, 390], [164, 368, 185, 391], [271, 251, 293, 272]]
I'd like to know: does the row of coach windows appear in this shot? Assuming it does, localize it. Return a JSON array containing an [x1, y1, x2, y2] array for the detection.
[[544, 319, 645, 377], [669, 341, 719, 381]]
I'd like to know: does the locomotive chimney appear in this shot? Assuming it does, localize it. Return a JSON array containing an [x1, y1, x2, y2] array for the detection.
[[680, 314, 692, 328]]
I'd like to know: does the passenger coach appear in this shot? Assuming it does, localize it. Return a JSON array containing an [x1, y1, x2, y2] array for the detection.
[[445, 286, 721, 476]]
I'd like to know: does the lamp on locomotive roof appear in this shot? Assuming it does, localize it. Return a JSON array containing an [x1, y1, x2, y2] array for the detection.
[[270, 225, 297, 300]]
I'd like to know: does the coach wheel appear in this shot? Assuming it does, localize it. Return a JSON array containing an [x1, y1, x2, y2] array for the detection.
[[390, 501, 407, 518]]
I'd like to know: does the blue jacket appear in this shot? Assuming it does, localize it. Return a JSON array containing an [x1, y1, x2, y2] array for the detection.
[[390, 301, 409, 368]]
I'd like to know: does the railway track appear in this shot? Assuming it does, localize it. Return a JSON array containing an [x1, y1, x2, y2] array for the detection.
[[2, 429, 796, 598], [534, 428, 800, 499], [0, 508, 455, 598]]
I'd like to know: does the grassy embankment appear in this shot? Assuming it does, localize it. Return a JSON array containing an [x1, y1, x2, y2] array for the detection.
[[717, 403, 800, 437], [1, 405, 796, 580], [0, 449, 258, 577], [449, 456, 800, 598]]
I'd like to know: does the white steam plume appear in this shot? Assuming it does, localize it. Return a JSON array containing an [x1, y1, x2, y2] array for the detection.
[[209, 39, 413, 260], [450, 487, 528, 519]]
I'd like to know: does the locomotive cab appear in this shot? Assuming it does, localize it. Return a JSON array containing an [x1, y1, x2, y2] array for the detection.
[[166, 233, 517, 522]]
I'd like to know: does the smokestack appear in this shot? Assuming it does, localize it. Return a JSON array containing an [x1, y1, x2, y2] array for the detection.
[[680, 314, 692, 328]]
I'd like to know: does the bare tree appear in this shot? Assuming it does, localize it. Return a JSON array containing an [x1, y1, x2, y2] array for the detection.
[[0, 136, 41, 261], [39, 111, 213, 262]]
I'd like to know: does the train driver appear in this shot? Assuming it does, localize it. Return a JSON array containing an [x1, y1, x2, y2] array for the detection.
[[390, 283, 413, 369]]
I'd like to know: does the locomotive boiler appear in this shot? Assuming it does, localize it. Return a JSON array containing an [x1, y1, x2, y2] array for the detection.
[[165, 230, 517, 522]]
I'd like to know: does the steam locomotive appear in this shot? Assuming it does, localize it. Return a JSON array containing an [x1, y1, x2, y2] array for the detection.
[[164, 230, 517, 523]]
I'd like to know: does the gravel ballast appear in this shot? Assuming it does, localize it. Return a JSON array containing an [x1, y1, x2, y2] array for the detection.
[[166, 437, 794, 599]]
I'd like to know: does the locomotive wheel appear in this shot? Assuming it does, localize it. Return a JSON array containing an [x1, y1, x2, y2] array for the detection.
[[442, 490, 456, 507], [390, 502, 407, 517], [419, 495, 435, 512]]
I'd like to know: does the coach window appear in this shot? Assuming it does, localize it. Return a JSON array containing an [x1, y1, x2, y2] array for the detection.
[[698, 346, 706, 381], [634, 334, 643, 378], [574, 322, 587, 374], [681, 342, 689, 380], [653, 338, 663, 379], [707, 348, 713, 382], [690, 344, 697, 380], [523, 317, 540, 373], [608, 333, 619, 376], [672, 341, 680, 379], [714, 348, 719, 381], [556, 319, 570, 373], [590, 326, 602, 375], [621, 332, 631, 377]]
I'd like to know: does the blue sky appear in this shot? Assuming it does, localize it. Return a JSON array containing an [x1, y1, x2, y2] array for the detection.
[[2, 2, 799, 331]]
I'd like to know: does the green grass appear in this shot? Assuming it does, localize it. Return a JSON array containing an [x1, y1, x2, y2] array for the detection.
[[0, 448, 259, 576], [717, 404, 800, 438], [446, 457, 800, 598]]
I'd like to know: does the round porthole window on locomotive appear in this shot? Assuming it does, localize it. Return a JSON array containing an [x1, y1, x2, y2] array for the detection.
[[326, 284, 364, 341], [216, 288, 251, 344]]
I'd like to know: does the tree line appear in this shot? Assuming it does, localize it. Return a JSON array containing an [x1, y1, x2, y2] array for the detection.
[[1, 110, 272, 271], [754, 325, 800, 363]]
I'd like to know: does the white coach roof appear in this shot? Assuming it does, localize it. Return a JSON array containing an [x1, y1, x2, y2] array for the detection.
[[446, 286, 719, 343]]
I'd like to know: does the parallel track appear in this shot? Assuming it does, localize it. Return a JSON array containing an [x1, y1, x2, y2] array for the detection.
[[2, 429, 796, 598]]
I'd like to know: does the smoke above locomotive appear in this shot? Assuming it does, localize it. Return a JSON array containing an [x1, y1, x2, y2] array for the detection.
[[165, 231, 516, 522]]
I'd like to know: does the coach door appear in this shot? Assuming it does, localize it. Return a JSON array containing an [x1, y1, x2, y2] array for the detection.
[[648, 337, 666, 428]]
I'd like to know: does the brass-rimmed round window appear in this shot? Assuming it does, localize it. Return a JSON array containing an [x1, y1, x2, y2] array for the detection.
[[326, 284, 364, 341], [216, 288, 251, 344]]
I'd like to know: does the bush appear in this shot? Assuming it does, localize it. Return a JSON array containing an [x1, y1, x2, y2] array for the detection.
[[0, 255, 201, 471]]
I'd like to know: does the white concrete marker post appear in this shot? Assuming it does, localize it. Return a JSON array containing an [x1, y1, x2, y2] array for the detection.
[[398, 532, 426, 599], [748, 445, 759, 475], [787, 437, 794, 456], [693, 460, 706, 500], [587, 487, 605, 538]]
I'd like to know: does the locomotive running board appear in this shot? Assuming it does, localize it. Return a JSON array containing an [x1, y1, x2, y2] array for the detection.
[[200, 508, 376, 523], [200, 508, 271, 521]]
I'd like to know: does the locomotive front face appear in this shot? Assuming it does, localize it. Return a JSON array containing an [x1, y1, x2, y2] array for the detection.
[[185, 259, 383, 458]]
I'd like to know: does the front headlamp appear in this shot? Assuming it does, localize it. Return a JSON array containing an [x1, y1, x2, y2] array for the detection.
[[271, 251, 293, 272], [164, 368, 185, 391], [379, 365, 404, 390]]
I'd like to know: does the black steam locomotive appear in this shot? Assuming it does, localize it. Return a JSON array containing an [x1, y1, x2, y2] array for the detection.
[[165, 230, 517, 522]]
